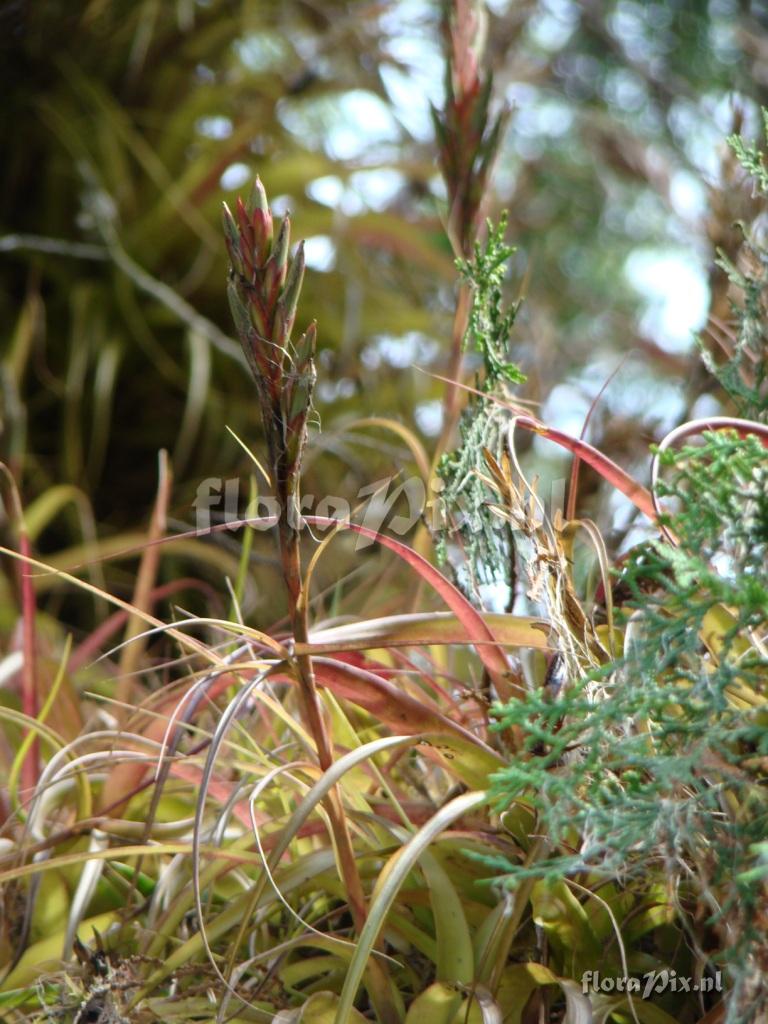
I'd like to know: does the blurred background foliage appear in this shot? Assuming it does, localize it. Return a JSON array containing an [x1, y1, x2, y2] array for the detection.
[[2, 0, 768, 630]]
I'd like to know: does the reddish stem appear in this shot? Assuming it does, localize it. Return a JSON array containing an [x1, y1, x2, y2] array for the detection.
[[19, 529, 39, 804]]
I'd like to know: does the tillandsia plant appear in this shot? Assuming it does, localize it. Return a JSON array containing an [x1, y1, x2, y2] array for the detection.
[[222, 180, 384, 994], [223, 177, 322, 746], [222, 177, 317, 588], [431, 0, 513, 467], [431, 0, 510, 260], [222, 178, 333, 782]]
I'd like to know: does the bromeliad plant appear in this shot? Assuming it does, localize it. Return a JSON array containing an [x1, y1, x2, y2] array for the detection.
[[222, 179, 392, 1015], [430, 0, 509, 260], [221, 180, 326, 767], [222, 178, 317, 547]]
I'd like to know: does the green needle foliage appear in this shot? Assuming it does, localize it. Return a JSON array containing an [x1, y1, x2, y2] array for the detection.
[[702, 112, 768, 421], [728, 108, 768, 195], [436, 214, 526, 596], [487, 428, 768, 1020], [705, 239, 768, 420]]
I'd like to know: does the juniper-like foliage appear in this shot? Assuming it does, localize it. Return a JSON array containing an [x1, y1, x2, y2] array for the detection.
[[436, 213, 526, 598], [728, 108, 768, 194], [487, 430, 768, 1021], [701, 112, 768, 421]]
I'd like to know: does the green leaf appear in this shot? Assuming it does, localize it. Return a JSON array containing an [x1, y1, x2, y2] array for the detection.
[[335, 791, 488, 1024], [404, 983, 462, 1024], [275, 991, 368, 1023], [420, 851, 474, 984]]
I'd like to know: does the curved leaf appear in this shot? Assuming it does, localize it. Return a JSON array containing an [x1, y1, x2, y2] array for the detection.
[[334, 790, 489, 1024], [303, 611, 550, 655]]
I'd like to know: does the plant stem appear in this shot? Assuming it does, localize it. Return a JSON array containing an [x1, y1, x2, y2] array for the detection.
[[435, 280, 472, 464], [283, 523, 399, 1024], [281, 518, 370, 926], [19, 528, 39, 805]]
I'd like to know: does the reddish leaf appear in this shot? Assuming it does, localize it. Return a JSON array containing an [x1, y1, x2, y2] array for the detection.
[[513, 416, 657, 521], [304, 516, 522, 701]]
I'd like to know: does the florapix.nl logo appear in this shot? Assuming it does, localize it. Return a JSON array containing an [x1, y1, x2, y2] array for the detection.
[[192, 474, 566, 549], [581, 970, 723, 998]]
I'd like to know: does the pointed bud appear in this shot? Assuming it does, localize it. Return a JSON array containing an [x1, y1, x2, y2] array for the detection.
[[274, 240, 305, 344], [289, 373, 316, 424], [247, 175, 269, 217], [227, 278, 261, 381], [247, 176, 273, 264], [283, 323, 317, 429], [222, 202, 243, 276], [271, 215, 291, 274], [287, 360, 317, 426], [430, 104, 448, 149], [233, 196, 256, 279], [235, 196, 254, 250], [470, 75, 493, 138], [247, 292, 269, 340], [227, 277, 251, 341], [264, 215, 291, 306], [295, 319, 317, 369]]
